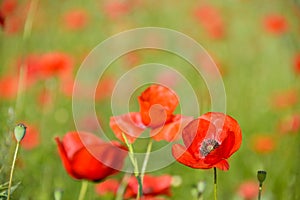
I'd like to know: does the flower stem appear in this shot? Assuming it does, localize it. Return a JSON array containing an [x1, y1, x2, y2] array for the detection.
[[141, 139, 153, 180], [258, 183, 262, 200], [78, 181, 88, 200], [213, 167, 217, 200], [115, 173, 130, 200], [7, 142, 20, 200]]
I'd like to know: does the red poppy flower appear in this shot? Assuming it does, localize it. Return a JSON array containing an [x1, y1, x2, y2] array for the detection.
[[95, 175, 172, 199], [172, 112, 242, 171], [138, 84, 179, 128], [102, 1, 131, 20], [0, 0, 17, 17], [271, 89, 298, 109], [263, 14, 288, 35], [293, 54, 300, 75], [278, 114, 300, 135], [124, 175, 172, 199], [55, 131, 127, 181], [63, 9, 88, 31], [110, 84, 193, 143], [251, 135, 276, 154], [237, 180, 258, 200], [39, 52, 73, 79], [20, 124, 40, 150], [194, 5, 225, 39], [0, 75, 19, 99], [95, 179, 119, 196]]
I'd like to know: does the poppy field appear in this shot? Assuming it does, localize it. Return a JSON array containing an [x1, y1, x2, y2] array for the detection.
[[0, 0, 300, 200]]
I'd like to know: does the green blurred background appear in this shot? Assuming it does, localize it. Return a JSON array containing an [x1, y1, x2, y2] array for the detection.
[[0, 0, 300, 199]]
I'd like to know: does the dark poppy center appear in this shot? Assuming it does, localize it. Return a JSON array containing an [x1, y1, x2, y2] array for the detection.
[[199, 139, 220, 157]]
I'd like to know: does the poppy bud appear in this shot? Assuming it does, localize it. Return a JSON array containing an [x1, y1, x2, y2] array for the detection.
[[257, 170, 267, 183], [14, 123, 27, 142]]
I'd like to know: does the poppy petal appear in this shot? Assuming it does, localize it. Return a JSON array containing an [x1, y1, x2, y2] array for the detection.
[[214, 159, 229, 171], [150, 115, 193, 142], [172, 144, 211, 169], [55, 137, 80, 179], [110, 112, 146, 143], [71, 143, 127, 181], [182, 118, 217, 158]]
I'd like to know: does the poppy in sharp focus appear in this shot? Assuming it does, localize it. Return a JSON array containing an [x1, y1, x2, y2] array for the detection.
[[55, 131, 127, 181], [110, 84, 193, 143], [172, 112, 242, 171]]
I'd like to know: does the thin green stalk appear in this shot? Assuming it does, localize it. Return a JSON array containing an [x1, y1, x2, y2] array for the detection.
[[213, 167, 217, 200], [15, 0, 39, 116], [7, 142, 20, 200], [141, 139, 153, 180], [121, 133, 142, 199], [78, 181, 88, 200], [258, 183, 262, 200], [115, 173, 131, 200]]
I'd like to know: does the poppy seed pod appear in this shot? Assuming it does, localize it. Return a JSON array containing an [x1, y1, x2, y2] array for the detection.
[[14, 123, 27, 142], [257, 170, 267, 183]]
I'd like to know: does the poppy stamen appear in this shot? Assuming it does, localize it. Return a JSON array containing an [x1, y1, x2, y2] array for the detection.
[[199, 139, 220, 157]]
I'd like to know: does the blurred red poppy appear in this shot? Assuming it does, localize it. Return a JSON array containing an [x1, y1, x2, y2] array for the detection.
[[63, 9, 88, 31], [0, 0, 17, 17], [39, 52, 73, 79], [20, 124, 40, 150], [271, 89, 298, 109], [172, 112, 242, 171], [110, 84, 193, 143], [237, 180, 258, 200], [251, 135, 276, 154], [293, 54, 300, 75], [194, 5, 225, 39], [278, 114, 300, 135], [95, 175, 172, 199], [0, 75, 19, 99], [55, 131, 127, 181], [102, 1, 131, 20], [263, 14, 288, 35], [95, 179, 119, 196]]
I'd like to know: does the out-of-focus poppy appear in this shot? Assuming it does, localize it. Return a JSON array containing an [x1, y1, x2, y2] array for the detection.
[[271, 89, 298, 109], [95, 179, 119, 196], [110, 84, 193, 143], [0, 0, 17, 17], [263, 14, 288, 35], [251, 135, 276, 154], [63, 9, 88, 31], [172, 112, 242, 171], [293, 54, 300, 75], [102, 1, 131, 20], [55, 131, 127, 181], [124, 175, 172, 199], [0, 75, 19, 99], [237, 180, 258, 200], [20, 124, 40, 150], [278, 114, 300, 135], [123, 52, 141, 68], [194, 5, 225, 39], [95, 175, 172, 199], [95, 76, 115, 100], [39, 52, 73, 79]]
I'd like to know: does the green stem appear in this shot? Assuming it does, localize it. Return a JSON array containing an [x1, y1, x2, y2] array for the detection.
[[136, 175, 142, 200], [258, 183, 262, 200], [115, 173, 130, 200], [213, 167, 217, 200], [15, 0, 39, 117], [7, 142, 20, 200], [141, 139, 153, 180], [78, 181, 88, 200]]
